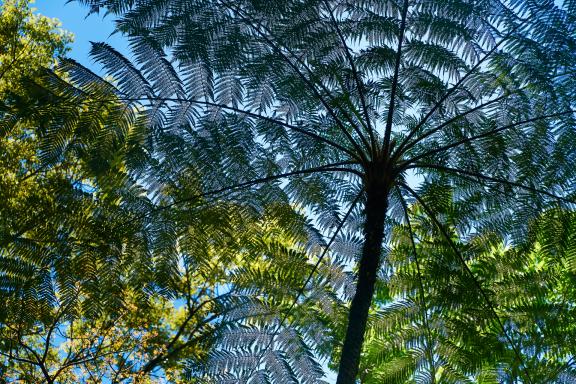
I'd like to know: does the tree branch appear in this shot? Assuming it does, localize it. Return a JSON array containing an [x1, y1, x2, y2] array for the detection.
[[159, 161, 359, 210], [410, 163, 576, 205], [119, 96, 361, 161], [42, 297, 77, 365], [322, 0, 376, 156], [141, 291, 233, 374], [398, 67, 576, 157], [404, 110, 575, 165], [0, 350, 38, 366], [397, 188, 436, 381], [13, 333, 52, 384], [219, 0, 371, 161], [394, 28, 516, 158], [382, 0, 409, 155], [399, 92, 510, 156], [26, 71, 361, 161], [111, 161, 361, 234]]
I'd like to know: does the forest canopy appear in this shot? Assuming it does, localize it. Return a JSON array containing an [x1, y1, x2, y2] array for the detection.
[[1, 0, 576, 383]]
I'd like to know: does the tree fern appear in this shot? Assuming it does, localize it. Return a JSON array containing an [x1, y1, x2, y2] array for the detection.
[[28, 0, 576, 381]]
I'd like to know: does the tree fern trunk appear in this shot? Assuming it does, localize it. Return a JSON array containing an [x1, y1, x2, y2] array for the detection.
[[336, 183, 388, 384]]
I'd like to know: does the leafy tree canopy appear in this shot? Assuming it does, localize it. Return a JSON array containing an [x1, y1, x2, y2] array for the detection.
[[0, 0, 72, 93], [360, 202, 576, 383]]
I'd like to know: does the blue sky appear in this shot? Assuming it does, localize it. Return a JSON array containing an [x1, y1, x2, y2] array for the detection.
[[33, 0, 128, 70]]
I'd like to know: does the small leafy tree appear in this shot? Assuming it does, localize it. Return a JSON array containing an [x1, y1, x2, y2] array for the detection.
[[0, 0, 73, 245], [360, 202, 576, 383], [43, 0, 576, 381], [0, 0, 72, 92], [0, 2, 144, 381]]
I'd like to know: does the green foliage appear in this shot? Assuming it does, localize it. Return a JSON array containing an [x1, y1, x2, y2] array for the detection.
[[361, 204, 576, 383], [0, 0, 72, 93], [4, 0, 576, 382], [0, 0, 73, 251]]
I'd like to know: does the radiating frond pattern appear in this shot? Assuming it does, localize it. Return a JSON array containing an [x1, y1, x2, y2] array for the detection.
[[5, 0, 576, 382]]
